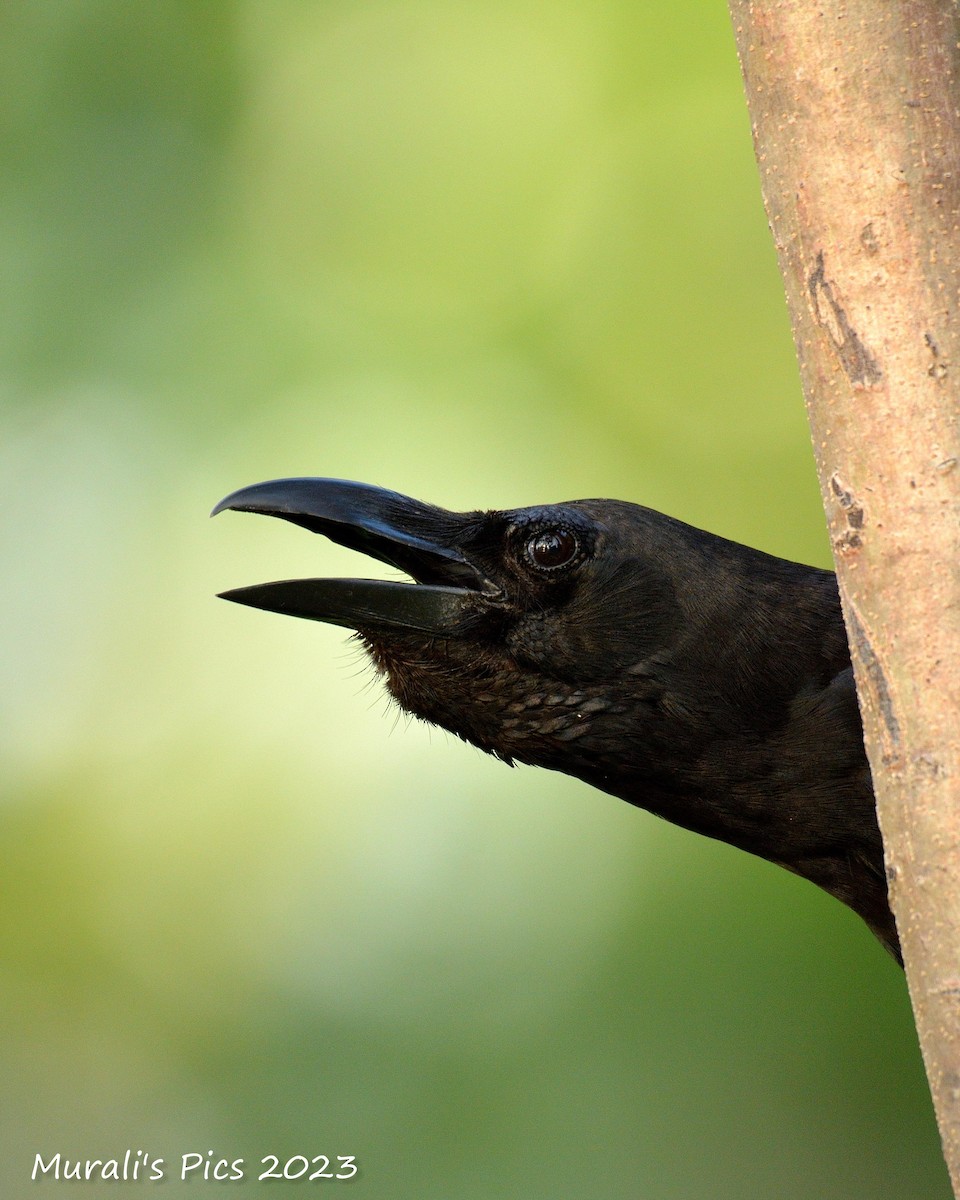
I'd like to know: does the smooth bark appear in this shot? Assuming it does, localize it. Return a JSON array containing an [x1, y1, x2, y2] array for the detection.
[[728, 2, 960, 1190]]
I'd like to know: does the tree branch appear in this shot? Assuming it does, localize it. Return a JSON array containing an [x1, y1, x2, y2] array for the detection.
[[728, 1, 960, 1190]]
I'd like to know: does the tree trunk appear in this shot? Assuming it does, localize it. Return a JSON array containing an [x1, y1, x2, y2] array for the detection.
[[727, 1, 960, 1191]]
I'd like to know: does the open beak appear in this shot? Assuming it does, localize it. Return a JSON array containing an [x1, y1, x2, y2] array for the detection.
[[212, 477, 498, 635]]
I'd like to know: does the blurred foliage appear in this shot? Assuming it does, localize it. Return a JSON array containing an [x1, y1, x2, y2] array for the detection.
[[0, 3, 949, 1197]]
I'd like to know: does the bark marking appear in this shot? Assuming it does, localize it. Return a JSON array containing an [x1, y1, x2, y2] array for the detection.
[[847, 604, 902, 760], [808, 251, 883, 388], [830, 472, 865, 553]]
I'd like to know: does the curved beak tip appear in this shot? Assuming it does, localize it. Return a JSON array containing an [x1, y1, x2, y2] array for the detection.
[[211, 491, 247, 519]]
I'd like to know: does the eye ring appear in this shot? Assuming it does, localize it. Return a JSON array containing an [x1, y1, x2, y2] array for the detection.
[[524, 526, 580, 573]]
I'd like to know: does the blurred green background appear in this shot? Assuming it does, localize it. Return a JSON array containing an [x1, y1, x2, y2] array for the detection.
[[0, 3, 949, 1197]]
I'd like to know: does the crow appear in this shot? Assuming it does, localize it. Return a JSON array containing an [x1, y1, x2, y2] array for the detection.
[[212, 476, 898, 964]]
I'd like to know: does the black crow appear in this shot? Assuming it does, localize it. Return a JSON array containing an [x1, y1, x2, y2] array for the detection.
[[213, 477, 897, 962]]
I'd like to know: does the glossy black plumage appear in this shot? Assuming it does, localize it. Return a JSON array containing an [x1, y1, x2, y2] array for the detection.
[[214, 477, 898, 963]]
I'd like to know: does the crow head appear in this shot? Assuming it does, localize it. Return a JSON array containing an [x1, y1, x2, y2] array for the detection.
[[212, 477, 689, 771]]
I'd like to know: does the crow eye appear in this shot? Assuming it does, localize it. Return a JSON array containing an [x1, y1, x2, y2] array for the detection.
[[524, 527, 579, 572]]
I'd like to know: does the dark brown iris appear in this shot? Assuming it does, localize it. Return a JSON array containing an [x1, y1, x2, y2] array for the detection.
[[525, 527, 579, 572]]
